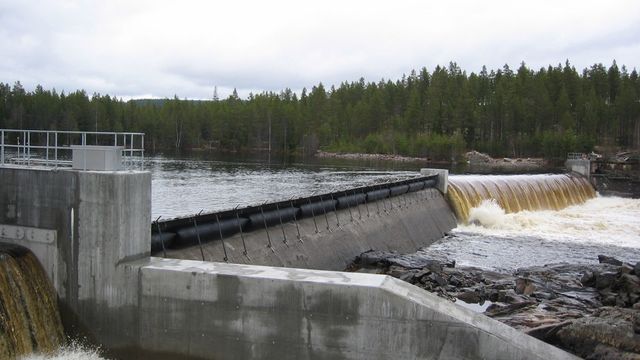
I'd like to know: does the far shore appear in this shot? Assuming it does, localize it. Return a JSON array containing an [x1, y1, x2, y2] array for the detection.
[[315, 150, 549, 170]]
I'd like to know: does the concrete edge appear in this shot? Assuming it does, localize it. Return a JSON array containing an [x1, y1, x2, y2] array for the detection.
[[133, 257, 577, 359], [379, 277, 579, 360]]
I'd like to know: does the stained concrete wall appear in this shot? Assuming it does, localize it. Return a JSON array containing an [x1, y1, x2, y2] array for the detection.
[[565, 159, 591, 179], [164, 188, 456, 271], [132, 258, 577, 360], [0, 166, 151, 347]]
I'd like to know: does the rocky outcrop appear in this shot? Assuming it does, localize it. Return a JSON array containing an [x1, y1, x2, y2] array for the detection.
[[465, 150, 546, 172], [351, 251, 640, 359]]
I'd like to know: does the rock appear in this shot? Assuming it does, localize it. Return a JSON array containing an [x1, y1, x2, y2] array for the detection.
[[599, 290, 618, 306], [598, 255, 623, 266], [349, 252, 640, 358], [457, 290, 482, 303], [581, 271, 596, 286], [620, 264, 634, 274], [595, 271, 618, 290], [525, 320, 573, 342], [618, 274, 640, 292], [515, 278, 536, 295], [398, 270, 417, 283], [449, 275, 463, 287], [414, 269, 431, 279], [387, 265, 408, 279], [428, 273, 448, 287], [486, 301, 537, 317], [555, 307, 640, 359]]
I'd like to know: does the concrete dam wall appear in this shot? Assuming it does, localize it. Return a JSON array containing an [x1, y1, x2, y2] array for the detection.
[[0, 165, 577, 359], [155, 174, 456, 270]]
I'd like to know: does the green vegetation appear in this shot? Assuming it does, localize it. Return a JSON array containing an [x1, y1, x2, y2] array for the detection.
[[0, 61, 638, 161]]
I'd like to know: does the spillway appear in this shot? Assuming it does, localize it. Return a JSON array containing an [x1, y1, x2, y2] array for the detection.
[[0, 244, 64, 358], [447, 174, 596, 222]]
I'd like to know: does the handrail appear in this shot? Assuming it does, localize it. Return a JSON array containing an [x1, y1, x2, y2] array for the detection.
[[567, 152, 586, 160], [0, 129, 145, 170]]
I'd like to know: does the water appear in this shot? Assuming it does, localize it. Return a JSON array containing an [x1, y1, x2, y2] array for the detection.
[[0, 244, 64, 358], [149, 155, 640, 273], [447, 174, 595, 222], [424, 195, 640, 272], [21, 343, 104, 360], [148, 155, 422, 219]]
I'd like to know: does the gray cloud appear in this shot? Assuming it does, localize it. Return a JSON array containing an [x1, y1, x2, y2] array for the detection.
[[1, 0, 639, 99]]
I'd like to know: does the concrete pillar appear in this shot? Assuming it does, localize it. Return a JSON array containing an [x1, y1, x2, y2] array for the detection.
[[421, 168, 448, 194], [0, 167, 151, 347], [565, 159, 591, 179]]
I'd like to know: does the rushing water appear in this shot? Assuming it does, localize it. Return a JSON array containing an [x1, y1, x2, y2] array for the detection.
[[423, 195, 640, 272]]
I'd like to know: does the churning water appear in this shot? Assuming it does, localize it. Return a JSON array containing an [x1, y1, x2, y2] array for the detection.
[[424, 195, 640, 272]]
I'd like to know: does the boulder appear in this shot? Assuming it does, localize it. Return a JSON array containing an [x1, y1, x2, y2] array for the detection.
[[515, 277, 536, 295], [595, 271, 618, 290], [555, 307, 640, 359], [598, 255, 623, 266]]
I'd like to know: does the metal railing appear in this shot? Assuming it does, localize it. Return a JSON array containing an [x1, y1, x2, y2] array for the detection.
[[0, 129, 145, 170], [567, 152, 587, 160]]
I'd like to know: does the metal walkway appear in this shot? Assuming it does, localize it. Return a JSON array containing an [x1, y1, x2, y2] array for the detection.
[[0, 129, 145, 170]]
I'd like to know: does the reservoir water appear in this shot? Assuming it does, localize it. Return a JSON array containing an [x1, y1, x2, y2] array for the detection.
[[148, 154, 422, 219]]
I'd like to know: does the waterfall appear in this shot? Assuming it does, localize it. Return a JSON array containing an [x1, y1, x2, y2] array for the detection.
[[447, 174, 596, 222], [0, 243, 64, 358]]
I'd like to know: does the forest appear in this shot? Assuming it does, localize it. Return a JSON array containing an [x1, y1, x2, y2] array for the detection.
[[0, 61, 638, 161]]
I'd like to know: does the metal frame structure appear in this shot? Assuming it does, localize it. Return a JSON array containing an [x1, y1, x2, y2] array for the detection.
[[0, 129, 145, 170]]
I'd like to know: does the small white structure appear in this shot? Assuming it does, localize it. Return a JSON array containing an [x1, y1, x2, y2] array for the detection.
[[71, 145, 124, 171]]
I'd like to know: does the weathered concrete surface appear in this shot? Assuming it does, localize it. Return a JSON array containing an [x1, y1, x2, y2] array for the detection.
[[164, 188, 456, 271], [565, 159, 591, 179], [0, 166, 151, 348], [133, 258, 578, 360], [421, 168, 449, 194]]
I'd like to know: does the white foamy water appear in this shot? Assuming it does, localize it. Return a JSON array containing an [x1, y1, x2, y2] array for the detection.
[[462, 195, 640, 248], [21, 343, 104, 360], [425, 195, 640, 272]]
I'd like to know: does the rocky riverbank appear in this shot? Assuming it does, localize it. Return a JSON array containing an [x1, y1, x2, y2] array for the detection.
[[315, 150, 548, 172], [465, 150, 547, 172], [315, 150, 433, 163], [350, 251, 640, 359]]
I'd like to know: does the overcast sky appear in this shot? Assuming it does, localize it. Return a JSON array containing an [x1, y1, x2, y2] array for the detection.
[[1, 0, 639, 99]]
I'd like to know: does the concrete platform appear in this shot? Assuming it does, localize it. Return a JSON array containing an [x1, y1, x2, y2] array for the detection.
[[131, 258, 578, 360]]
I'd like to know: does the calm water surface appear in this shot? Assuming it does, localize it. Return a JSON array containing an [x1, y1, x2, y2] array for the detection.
[[148, 154, 433, 219]]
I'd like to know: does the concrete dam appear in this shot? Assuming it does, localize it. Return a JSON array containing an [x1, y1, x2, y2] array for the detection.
[[0, 130, 590, 359]]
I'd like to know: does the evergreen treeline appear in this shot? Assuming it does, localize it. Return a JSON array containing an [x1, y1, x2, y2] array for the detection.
[[1, 61, 639, 160]]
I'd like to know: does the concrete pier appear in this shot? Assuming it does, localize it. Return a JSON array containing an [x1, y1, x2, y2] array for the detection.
[[565, 158, 591, 179], [133, 258, 577, 360], [0, 166, 151, 346]]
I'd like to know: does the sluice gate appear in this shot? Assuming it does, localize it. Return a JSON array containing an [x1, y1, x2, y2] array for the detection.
[[152, 174, 457, 270]]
